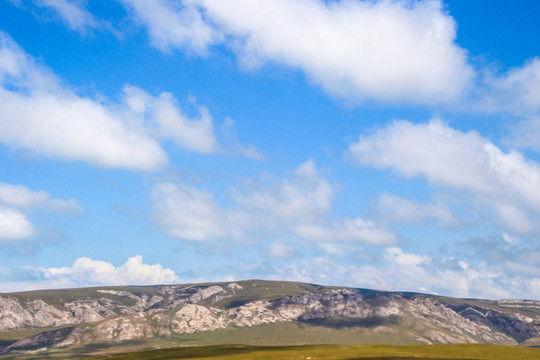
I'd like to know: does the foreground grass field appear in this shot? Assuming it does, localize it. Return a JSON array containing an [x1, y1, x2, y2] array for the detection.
[[85, 344, 540, 360]]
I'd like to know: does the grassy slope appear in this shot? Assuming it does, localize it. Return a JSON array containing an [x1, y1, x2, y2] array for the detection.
[[0, 321, 423, 359]]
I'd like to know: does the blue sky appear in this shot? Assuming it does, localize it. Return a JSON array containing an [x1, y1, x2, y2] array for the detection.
[[1, 0, 540, 300]]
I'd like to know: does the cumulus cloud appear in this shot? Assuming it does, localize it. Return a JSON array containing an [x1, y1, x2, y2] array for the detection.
[[151, 160, 393, 245], [0, 33, 230, 170], [0, 206, 35, 241], [203, 0, 473, 104], [120, 0, 473, 104], [349, 119, 540, 233], [0, 183, 83, 214], [0, 255, 179, 292]]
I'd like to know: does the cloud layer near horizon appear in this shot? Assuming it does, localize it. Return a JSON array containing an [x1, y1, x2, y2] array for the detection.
[[0, 255, 179, 292]]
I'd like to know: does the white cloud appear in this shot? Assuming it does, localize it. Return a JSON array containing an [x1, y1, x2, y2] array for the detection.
[[119, 0, 222, 54], [0, 33, 228, 170], [235, 159, 334, 223], [122, 85, 218, 153], [0, 33, 167, 170], [0, 255, 179, 292], [349, 119, 493, 191], [0, 183, 83, 247], [0, 183, 83, 214], [0, 206, 35, 240], [66, 255, 179, 285], [384, 246, 430, 266], [151, 182, 245, 241], [349, 119, 540, 233], [151, 160, 393, 245], [122, 0, 473, 104], [376, 193, 458, 227]]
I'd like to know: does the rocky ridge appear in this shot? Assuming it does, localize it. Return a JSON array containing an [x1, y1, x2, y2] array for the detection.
[[1, 280, 539, 354]]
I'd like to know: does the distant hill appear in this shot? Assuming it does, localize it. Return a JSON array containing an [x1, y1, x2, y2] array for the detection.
[[1, 280, 539, 358]]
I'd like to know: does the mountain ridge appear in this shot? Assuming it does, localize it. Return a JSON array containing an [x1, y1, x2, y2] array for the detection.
[[1, 279, 539, 356]]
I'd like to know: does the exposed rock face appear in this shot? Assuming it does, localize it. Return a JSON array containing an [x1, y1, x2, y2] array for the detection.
[[171, 304, 226, 334], [0, 296, 74, 331], [445, 303, 539, 343], [1, 280, 540, 354]]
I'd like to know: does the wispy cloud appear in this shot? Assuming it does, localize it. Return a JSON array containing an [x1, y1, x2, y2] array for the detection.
[[0, 182, 83, 214], [119, 0, 222, 54], [375, 193, 459, 228], [35, 0, 103, 33], [10, 0, 111, 34]]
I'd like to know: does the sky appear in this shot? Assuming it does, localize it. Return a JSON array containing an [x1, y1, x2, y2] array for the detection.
[[0, 0, 540, 300]]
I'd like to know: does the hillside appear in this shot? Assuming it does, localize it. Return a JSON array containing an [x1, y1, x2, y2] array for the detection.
[[1, 280, 539, 357]]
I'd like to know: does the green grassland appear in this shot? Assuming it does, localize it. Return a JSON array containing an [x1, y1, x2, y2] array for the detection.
[[88, 344, 540, 360], [4, 343, 540, 360]]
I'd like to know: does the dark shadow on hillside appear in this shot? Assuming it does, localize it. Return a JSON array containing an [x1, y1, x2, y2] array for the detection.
[[0, 339, 16, 347], [300, 315, 399, 329], [223, 299, 251, 308]]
